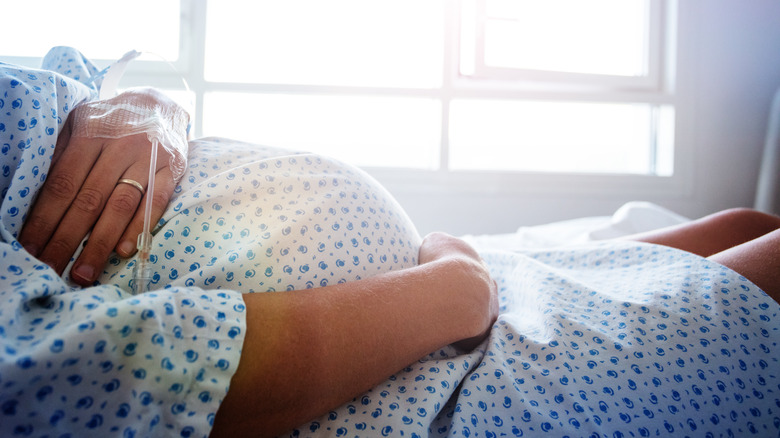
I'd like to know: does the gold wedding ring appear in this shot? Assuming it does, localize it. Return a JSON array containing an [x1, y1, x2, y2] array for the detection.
[[117, 178, 145, 196]]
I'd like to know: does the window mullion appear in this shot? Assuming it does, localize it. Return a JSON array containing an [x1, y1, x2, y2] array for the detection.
[[441, 0, 462, 172], [472, 0, 488, 78], [186, 0, 208, 138], [645, 0, 667, 92]]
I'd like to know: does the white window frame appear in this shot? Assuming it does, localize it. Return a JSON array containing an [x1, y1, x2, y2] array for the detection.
[[377, 0, 683, 198], [463, 0, 666, 91], [2, 0, 685, 198]]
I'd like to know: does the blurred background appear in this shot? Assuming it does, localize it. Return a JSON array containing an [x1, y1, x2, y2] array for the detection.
[[3, 0, 779, 235]]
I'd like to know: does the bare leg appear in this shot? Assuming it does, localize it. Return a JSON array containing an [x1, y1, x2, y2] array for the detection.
[[624, 208, 780, 303], [625, 208, 780, 257], [709, 228, 780, 303]]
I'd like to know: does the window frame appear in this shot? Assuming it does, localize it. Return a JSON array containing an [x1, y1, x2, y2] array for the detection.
[[2, 0, 685, 198], [412, 0, 684, 198], [463, 0, 666, 91], [138, 0, 686, 198]]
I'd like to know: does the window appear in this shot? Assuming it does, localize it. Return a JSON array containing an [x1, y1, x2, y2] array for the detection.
[[204, 1, 444, 88], [450, 100, 672, 175], [454, 0, 673, 176], [462, 0, 661, 85], [0, 0, 192, 114], [0, 0, 677, 186], [198, 0, 674, 177], [203, 93, 441, 168], [201, 0, 445, 168], [0, 0, 181, 65]]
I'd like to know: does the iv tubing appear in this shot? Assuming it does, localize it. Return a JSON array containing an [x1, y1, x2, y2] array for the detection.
[[143, 138, 157, 251], [133, 137, 158, 294]]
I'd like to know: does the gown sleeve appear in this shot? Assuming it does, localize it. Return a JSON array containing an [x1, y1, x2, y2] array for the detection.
[[0, 47, 246, 438]]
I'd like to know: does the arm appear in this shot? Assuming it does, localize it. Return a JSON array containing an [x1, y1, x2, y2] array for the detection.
[[210, 233, 498, 438]]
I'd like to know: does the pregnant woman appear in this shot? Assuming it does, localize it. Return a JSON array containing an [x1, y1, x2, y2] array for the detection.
[[3, 47, 779, 438], [2, 47, 496, 437]]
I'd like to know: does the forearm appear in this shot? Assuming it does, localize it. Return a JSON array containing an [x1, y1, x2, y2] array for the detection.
[[210, 256, 492, 437]]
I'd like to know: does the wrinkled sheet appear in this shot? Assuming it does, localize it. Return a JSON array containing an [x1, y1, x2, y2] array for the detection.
[[289, 205, 780, 437]]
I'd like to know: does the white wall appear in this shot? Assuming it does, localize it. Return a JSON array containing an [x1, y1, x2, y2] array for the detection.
[[377, 0, 780, 236]]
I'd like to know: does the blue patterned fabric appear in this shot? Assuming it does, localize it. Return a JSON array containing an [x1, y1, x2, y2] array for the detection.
[[0, 48, 246, 438], [93, 138, 421, 293], [289, 243, 780, 437]]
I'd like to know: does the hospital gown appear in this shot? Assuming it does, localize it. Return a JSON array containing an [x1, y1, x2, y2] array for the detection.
[[0, 47, 419, 437], [0, 49, 247, 437], [2, 48, 779, 438]]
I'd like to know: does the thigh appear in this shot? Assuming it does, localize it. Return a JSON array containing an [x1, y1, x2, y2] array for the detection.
[[625, 208, 780, 257], [708, 228, 780, 303]]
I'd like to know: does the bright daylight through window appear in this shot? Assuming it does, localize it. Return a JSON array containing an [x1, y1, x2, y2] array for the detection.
[[0, 0, 674, 177], [1, 0, 179, 62]]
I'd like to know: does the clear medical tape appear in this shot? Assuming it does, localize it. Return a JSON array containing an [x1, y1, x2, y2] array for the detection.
[[71, 51, 191, 294]]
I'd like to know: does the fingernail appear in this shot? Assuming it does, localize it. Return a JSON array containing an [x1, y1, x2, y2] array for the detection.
[[118, 240, 136, 257], [73, 264, 95, 282]]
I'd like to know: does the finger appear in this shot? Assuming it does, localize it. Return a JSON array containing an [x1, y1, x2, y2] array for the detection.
[[419, 232, 480, 265], [37, 138, 145, 274], [18, 136, 102, 258], [116, 166, 176, 258], [50, 114, 73, 166], [69, 173, 147, 285]]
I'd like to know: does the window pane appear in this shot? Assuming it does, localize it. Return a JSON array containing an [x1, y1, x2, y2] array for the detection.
[[483, 0, 648, 76], [449, 99, 659, 174], [0, 0, 180, 61], [202, 93, 440, 169], [205, 0, 444, 87]]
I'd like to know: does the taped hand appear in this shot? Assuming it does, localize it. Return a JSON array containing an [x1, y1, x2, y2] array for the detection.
[[18, 88, 189, 286]]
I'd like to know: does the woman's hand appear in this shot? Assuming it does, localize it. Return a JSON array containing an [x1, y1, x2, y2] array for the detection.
[[419, 232, 499, 351], [18, 88, 186, 286]]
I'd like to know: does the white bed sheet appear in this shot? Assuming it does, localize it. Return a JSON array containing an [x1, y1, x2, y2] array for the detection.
[[463, 201, 689, 250]]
